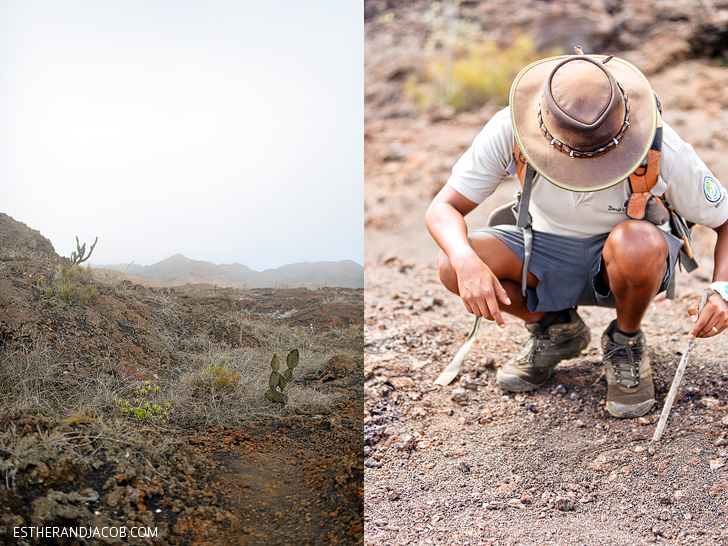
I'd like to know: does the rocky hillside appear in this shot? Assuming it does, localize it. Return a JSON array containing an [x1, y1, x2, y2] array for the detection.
[[0, 213, 364, 545]]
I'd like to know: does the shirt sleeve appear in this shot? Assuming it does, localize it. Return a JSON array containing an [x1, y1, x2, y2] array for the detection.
[[662, 122, 728, 229], [446, 107, 514, 204]]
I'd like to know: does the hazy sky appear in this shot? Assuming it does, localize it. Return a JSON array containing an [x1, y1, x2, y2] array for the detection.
[[0, 1, 363, 270]]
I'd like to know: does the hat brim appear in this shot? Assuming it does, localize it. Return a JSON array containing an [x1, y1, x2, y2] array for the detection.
[[510, 55, 657, 192]]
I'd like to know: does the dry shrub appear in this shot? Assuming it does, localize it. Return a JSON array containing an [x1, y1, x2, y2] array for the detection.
[[170, 341, 340, 427], [407, 36, 555, 111], [39, 264, 98, 306], [0, 343, 69, 413]]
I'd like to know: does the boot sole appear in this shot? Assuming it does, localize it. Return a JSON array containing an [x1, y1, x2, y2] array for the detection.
[[495, 370, 548, 392], [606, 398, 655, 418]]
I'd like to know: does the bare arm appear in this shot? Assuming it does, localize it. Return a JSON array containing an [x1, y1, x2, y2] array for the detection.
[[425, 185, 511, 326], [688, 218, 728, 338]]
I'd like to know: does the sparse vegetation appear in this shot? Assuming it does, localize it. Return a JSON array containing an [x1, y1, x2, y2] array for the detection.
[[407, 35, 550, 111], [114, 380, 172, 422], [404, 3, 557, 112], [0, 328, 342, 429], [38, 264, 99, 306], [0, 342, 68, 413]]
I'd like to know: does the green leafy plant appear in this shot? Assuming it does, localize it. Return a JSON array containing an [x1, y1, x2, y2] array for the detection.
[[114, 381, 172, 422], [38, 264, 99, 306], [264, 349, 299, 404]]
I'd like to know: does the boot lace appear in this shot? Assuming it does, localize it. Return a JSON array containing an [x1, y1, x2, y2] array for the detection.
[[518, 334, 551, 367], [604, 337, 643, 388]]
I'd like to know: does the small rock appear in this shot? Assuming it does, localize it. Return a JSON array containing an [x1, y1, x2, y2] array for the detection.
[[387, 490, 400, 501], [579, 495, 595, 504], [701, 397, 720, 409], [526, 403, 539, 413], [635, 445, 647, 453], [365, 425, 387, 446], [551, 384, 566, 395], [555, 496, 575, 512], [451, 388, 469, 403], [422, 297, 443, 311], [709, 459, 726, 471], [486, 501, 505, 510], [395, 435, 415, 452], [722, 416, 728, 426], [458, 462, 471, 474], [460, 374, 478, 390], [569, 392, 580, 401], [637, 417, 651, 426], [508, 499, 526, 509], [365, 459, 383, 469]]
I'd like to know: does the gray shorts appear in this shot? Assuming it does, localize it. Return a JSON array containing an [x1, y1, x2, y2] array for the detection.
[[476, 224, 683, 313]]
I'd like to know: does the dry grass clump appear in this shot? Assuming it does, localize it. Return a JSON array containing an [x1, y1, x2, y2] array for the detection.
[[0, 343, 70, 413], [38, 264, 99, 306], [0, 318, 346, 430], [407, 36, 549, 111], [169, 329, 341, 427]]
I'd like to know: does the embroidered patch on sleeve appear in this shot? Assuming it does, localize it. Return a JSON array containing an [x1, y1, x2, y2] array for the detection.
[[704, 176, 722, 203]]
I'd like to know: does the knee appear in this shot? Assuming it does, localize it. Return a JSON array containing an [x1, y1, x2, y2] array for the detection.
[[436, 250, 459, 293], [604, 220, 668, 281]]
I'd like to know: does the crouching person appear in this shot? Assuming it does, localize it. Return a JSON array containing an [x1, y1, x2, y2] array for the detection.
[[425, 52, 728, 418]]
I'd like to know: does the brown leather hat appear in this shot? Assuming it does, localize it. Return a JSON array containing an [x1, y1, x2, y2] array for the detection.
[[510, 54, 658, 191]]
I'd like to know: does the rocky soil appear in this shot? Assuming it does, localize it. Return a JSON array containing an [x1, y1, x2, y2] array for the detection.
[[0, 213, 363, 545], [365, 1, 728, 545]]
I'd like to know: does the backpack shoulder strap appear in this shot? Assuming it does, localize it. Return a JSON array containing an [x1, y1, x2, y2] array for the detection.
[[512, 138, 534, 296], [626, 123, 666, 221], [513, 138, 529, 187]]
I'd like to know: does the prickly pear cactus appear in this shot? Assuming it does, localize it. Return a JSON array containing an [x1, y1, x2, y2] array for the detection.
[[264, 349, 299, 404]]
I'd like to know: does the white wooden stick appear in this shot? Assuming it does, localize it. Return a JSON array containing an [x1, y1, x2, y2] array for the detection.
[[434, 317, 481, 386], [652, 288, 713, 442]]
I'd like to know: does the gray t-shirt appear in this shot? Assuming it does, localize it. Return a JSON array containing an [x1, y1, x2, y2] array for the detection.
[[447, 107, 728, 236]]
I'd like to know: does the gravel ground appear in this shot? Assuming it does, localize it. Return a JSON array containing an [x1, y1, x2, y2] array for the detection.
[[364, 2, 728, 544]]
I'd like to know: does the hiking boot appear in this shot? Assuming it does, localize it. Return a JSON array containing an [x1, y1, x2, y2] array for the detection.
[[601, 321, 654, 418], [497, 308, 591, 392]]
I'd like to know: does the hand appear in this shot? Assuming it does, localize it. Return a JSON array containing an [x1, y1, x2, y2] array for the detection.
[[453, 255, 511, 328], [688, 291, 728, 339]]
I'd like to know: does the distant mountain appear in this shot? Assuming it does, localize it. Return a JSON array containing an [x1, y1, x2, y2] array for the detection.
[[94, 254, 363, 288]]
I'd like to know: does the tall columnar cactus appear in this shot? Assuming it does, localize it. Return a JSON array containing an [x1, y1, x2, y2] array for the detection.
[[264, 349, 299, 404], [71, 236, 98, 265]]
